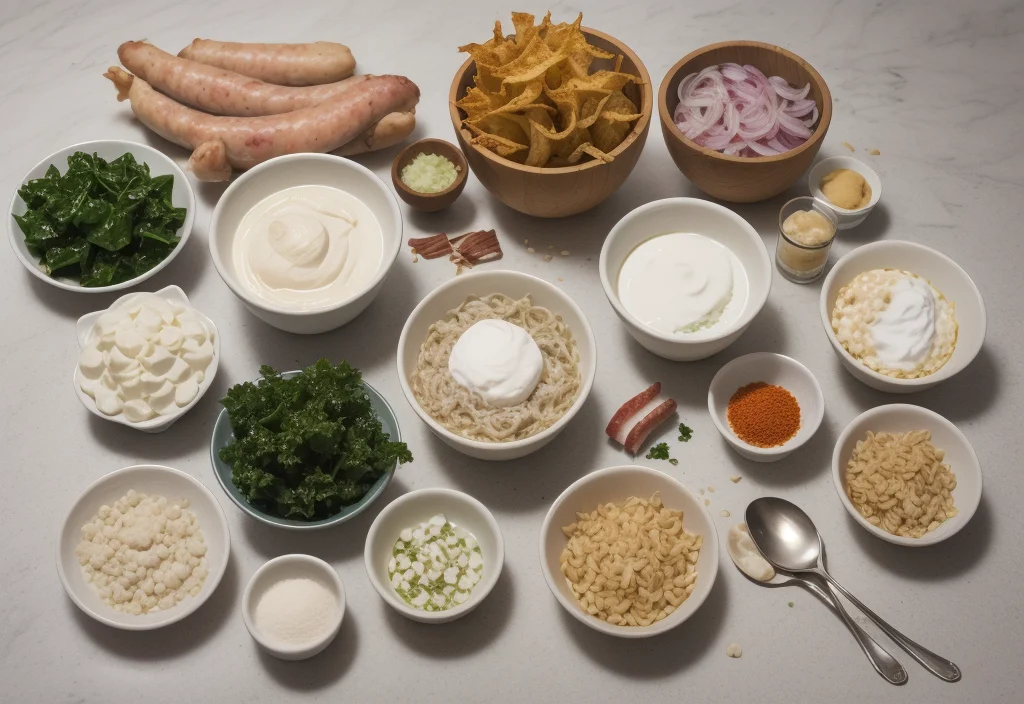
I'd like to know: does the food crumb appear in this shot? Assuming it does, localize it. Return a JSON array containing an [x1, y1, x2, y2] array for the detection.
[[707, 486, 715, 493], [788, 601, 794, 608], [524, 238, 529, 245], [720, 510, 731, 518], [868, 148, 881, 156], [543, 254, 553, 262], [455, 265, 464, 276], [557, 277, 564, 282], [412, 254, 419, 263], [527, 247, 536, 254], [726, 643, 743, 658], [699, 488, 705, 496], [841, 141, 855, 152], [704, 498, 711, 507], [560, 250, 570, 256], [729, 476, 742, 483]]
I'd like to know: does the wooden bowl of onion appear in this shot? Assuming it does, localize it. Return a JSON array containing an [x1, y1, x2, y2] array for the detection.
[[658, 41, 832, 203]]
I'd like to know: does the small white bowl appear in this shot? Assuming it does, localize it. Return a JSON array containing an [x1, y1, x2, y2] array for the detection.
[[209, 153, 402, 334], [9, 140, 195, 293], [242, 554, 346, 660], [599, 197, 772, 361], [396, 270, 596, 461], [831, 404, 982, 546], [72, 285, 220, 433], [808, 156, 881, 229], [819, 240, 986, 393], [540, 465, 719, 638], [56, 464, 230, 630], [708, 353, 825, 462], [364, 489, 504, 624]]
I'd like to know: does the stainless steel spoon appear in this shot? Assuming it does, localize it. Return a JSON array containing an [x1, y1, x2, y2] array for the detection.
[[738, 566, 908, 685], [746, 497, 962, 683]]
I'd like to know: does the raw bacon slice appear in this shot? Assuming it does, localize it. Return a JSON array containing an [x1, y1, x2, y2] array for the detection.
[[408, 233, 452, 260], [606, 382, 662, 442], [451, 229, 502, 266], [623, 399, 678, 455]]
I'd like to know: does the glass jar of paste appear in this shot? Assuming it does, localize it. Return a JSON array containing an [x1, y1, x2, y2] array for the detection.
[[775, 197, 839, 283]]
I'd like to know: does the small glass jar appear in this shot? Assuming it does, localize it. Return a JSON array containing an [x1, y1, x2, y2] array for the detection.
[[775, 197, 839, 283]]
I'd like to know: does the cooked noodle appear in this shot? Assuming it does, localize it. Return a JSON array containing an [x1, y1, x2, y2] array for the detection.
[[411, 294, 581, 442]]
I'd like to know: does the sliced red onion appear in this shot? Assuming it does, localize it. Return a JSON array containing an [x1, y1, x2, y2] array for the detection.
[[673, 63, 818, 157]]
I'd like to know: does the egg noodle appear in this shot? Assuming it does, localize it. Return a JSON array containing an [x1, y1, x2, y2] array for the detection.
[[411, 294, 581, 442]]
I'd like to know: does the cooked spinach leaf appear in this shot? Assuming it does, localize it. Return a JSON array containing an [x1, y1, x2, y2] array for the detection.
[[219, 359, 413, 521], [14, 151, 185, 286]]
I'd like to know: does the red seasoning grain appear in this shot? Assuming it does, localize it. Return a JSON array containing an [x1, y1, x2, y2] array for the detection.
[[726, 382, 801, 448]]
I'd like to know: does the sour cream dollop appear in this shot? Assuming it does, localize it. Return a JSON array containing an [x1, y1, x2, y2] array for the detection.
[[726, 524, 775, 582], [870, 276, 937, 370], [617, 232, 747, 335], [232, 185, 383, 311], [448, 319, 543, 407]]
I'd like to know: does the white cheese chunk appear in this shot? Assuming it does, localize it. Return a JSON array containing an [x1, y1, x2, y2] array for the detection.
[[78, 346, 104, 379], [115, 329, 147, 359], [174, 377, 199, 407], [157, 326, 184, 353], [149, 381, 177, 416], [181, 339, 214, 371], [123, 399, 155, 422], [142, 346, 177, 376], [94, 389, 124, 416], [165, 357, 192, 384]]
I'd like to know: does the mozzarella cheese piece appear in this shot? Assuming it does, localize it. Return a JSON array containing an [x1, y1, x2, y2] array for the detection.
[[78, 294, 215, 422]]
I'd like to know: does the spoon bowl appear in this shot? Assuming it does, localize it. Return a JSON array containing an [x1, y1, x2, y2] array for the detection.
[[744, 497, 822, 571]]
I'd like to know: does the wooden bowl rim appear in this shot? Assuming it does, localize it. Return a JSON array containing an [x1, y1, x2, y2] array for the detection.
[[390, 138, 469, 200], [657, 40, 833, 164], [447, 26, 653, 175]]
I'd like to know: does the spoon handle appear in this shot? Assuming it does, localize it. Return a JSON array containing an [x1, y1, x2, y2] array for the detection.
[[798, 574, 908, 685], [817, 570, 962, 683]]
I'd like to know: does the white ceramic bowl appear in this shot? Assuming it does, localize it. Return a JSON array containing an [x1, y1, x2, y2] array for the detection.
[[819, 240, 986, 393], [9, 140, 195, 293], [396, 270, 597, 461], [831, 404, 982, 546], [364, 489, 504, 624], [242, 554, 346, 660], [808, 156, 881, 229], [72, 285, 220, 433], [56, 464, 230, 630], [708, 353, 825, 462], [209, 153, 402, 334], [540, 465, 719, 638], [599, 197, 772, 361]]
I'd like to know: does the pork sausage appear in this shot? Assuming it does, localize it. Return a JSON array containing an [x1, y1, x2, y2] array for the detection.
[[336, 111, 417, 156], [178, 39, 355, 86], [104, 67, 419, 181], [118, 41, 368, 116]]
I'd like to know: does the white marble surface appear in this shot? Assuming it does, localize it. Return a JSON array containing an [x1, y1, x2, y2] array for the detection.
[[1, 0, 1021, 702]]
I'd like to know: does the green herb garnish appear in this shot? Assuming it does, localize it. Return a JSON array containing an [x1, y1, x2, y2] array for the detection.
[[14, 151, 185, 286], [678, 422, 693, 442], [646, 442, 677, 465], [218, 359, 413, 521]]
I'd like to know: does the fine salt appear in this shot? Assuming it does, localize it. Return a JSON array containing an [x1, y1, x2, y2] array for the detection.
[[253, 576, 338, 646]]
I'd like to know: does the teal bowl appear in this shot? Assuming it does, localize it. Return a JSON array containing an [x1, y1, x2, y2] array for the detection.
[[210, 371, 402, 530]]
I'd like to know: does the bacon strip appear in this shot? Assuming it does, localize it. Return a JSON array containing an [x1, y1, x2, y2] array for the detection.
[[407, 233, 452, 260], [451, 229, 502, 266], [623, 399, 678, 456], [606, 383, 662, 442]]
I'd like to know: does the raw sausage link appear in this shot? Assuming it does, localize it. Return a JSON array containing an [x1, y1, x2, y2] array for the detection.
[[119, 41, 368, 116], [104, 67, 419, 181], [336, 111, 417, 156], [178, 39, 355, 86]]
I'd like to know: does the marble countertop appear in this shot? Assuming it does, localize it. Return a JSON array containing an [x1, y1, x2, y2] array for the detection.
[[2, 0, 1021, 702]]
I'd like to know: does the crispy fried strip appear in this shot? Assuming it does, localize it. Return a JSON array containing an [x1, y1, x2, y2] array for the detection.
[[451, 229, 502, 265], [407, 233, 453, 260]]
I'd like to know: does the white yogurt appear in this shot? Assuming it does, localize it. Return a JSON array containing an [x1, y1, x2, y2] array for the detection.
[[448, 319, 543, 408], [232, 185, 383, 311], [726, 524, 775, 582], [870, 276, 937, 370], [617, 232, 747, 336]]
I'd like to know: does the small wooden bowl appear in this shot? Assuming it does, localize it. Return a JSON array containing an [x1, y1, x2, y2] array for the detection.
[[659, 41, 832, 203], [448, 28, 652, 219], [390, 139, 468, 212]]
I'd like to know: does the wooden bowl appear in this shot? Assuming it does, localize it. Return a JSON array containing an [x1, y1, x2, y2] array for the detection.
[[658, 41, 832, 203], [390, 138, 468, 212], [448, 28, 652, 219]]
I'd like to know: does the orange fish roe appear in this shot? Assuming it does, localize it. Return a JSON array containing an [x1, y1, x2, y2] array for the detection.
[[726, 382, 801, 448]]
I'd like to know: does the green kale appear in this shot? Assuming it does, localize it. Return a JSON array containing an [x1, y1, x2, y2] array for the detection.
[[219, 359, 413, 521], [646, 442, 678, 465], [14, 151, 185, 286], [678, 422, 693, 442]]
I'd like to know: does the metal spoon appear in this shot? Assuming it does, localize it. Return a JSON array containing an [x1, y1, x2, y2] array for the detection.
[[737, 563, 908, 684], [746, 497, 962, 683]]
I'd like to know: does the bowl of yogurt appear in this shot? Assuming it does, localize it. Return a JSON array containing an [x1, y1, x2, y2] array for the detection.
[[819, 240, 986, 393], [599, 198, 772, 361], [209, 153, 402, 334]]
